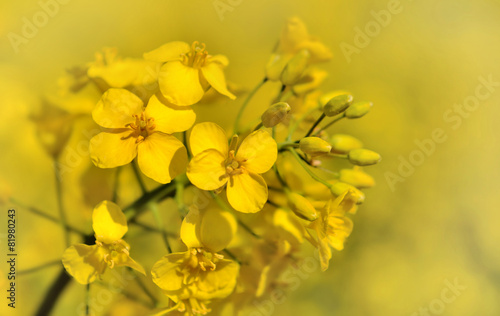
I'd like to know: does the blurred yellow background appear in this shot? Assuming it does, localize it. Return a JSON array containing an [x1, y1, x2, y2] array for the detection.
[[1, 0, 499, 315]]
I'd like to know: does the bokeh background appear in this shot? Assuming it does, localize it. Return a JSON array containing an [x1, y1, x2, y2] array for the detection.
[[1, 0, 500, 315]]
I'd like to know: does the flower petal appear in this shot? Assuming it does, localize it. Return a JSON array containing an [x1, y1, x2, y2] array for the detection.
[[201, 62, 236, 100], [62, 244, 106, 284], [236, 130, 277, 174], [89, 131, 138, 168], [199, 206, 237, 252], [92, 200, 128, 243], [114, 252, 146, 275], [143, 41, 190, 63], [144, 94, 196, 134], [227, 172, 268, 213], [189, 122, 228, 157], [209, 54, 229, 67], [92, 88, 144, 128], [186, 149, 228, 191], [158, 61, 204, 106], [180, 208, 203, 249], [195, 259, 239, 300], [137, 132, 187, 184], [151, 253, 186, 292]]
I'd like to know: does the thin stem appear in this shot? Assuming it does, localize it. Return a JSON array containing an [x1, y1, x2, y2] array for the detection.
[[288, 148, 332, 190], [277, 141, 299, 152], [86, 283, 90, 316], [175, 176, 188, 219], [19, 260, 61, 275], [35, 269, 71, 316], [183, 131, 191, 159], [54, 160, 70, 247], [131, 269, 158, 306], [314, 113, 346, 136], [253, 122, 264, 132], [112, 166, 122, 203], [149, 202, 172, 253], [287, 107, 319, 141], [304, 113, 326, 138], [10, 198, 86, 235], [132, 160, 148, 194], [223, 249, 241, 265], [234, 77, 268, 134]]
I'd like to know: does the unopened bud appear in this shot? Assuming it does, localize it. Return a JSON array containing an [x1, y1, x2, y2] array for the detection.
[[348, 149, 381, 166], [287, 192, 318, 221], [281, 49, 310, 86], [330, 182, 365, 205], [261, 102, 291, 128], [345, 101, 373, 119], [319, 90, 351, 107], [299, 137, 332, 156], [339, 169, 375, 189], [330, 134, 363, 154], [323, 94, 353, 117]]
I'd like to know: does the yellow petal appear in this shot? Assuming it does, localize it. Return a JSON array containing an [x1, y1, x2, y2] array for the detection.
[[209, 54, 229, 67], [186, 149, 227, 191], [88, 59, 159, 88], [145, 94, 196, 134], [199, 206, 237, 252], [317, 235, 332, 272], [201, 62, 236, 100], [297, 40, 333, 63], [195, 259, 239, 300], [180, 208, 203, 249], [62, 244, 106, 284], [279, 17, 309, 53], [92, 200, 128, 243], [236, 130, 277, 174], [92, 88, 144, 128], [143, 41, 190, 63], [114, 252, 146, 275], [158, 61, 204, 106], [137, 133, 187, 184], [89, 130, 138, 168], [227, 172, 268, 213], [189, 122, 228, 157], [151, 253, 186, 292]]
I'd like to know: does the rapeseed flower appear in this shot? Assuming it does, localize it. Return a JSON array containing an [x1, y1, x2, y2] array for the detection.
[[186, 122, 277, 213], [62, 201, 145, 284], [89, 88, 195, 183]]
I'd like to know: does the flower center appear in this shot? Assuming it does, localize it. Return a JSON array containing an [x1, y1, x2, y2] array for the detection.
[[127, 112, 156, 143], [225, 150, 244, 176], [182, 41, 209, 69], [97, 240, 130, 269]]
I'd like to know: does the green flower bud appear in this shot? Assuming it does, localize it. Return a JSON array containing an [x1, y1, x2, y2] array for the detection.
[[330, 134, 363, 154], [323, 94, 353, 117], [286, 192, 318, 221], [261, 102, 291, 128], [319, 90, 351, 107], [330, 182, 365, 205], [281, 49, 310, 86], [339, 169, 375, 189], [348, 149, 381, 166], [299, 137, 332, 156], [345, 101, 373, 119]]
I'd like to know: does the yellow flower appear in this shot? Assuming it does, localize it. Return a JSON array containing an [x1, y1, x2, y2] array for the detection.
[[266, 17, 333, 81], [144, 41, 236, 106], [89, 88, 195, 183], [186, 122, 277, 213], [309, 190, 356, 271], [62, 201, 145, 284]]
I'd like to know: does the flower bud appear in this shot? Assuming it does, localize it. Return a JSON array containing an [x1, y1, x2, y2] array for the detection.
[[299, 137, 332, 156], [345, 101, 373, 119], [348, 149, 381, 166], [339, 168, 375, 189], [323, 94, 353, 117], [261, 102, 291, 128], [265, 54, 290, 81], [281, 49, 310, 86], [330, 134, 363, 154], [319, 90, 351, 107], [330, 182, 365, 205], [286, 192, 318, 221]]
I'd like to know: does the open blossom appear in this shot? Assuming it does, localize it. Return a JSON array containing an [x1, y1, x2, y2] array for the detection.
[[144, 41, 236, 106], [309, 190, 356, 271], [186, 122, 277, 213], [89, 88, 195, 183], [62, 201, 145, 284]]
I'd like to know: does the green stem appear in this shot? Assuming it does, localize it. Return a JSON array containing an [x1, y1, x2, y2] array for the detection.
[[54, 160, 70, 247], [253, 122, 264, 132], [175, 175, 188, 219], [304, 113, 326, 138], [148, 202, 172, 253], [86, 283, 90, 316], [287, 107, 319, 141], [278, 141, 299, 152], [314, 113, 346, 136], [234, 77, 268, 134], [18, 260, 61, 275], [132, 160, 148, 194], [131, 269, 158, 306], [288, 148, 332, 190]]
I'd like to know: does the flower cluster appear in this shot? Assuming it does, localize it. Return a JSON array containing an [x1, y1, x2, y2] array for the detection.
[[25, 16, 380, 316]]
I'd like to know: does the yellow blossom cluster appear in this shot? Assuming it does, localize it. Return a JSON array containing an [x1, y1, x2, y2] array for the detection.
[[18, 16, 380, 316]]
